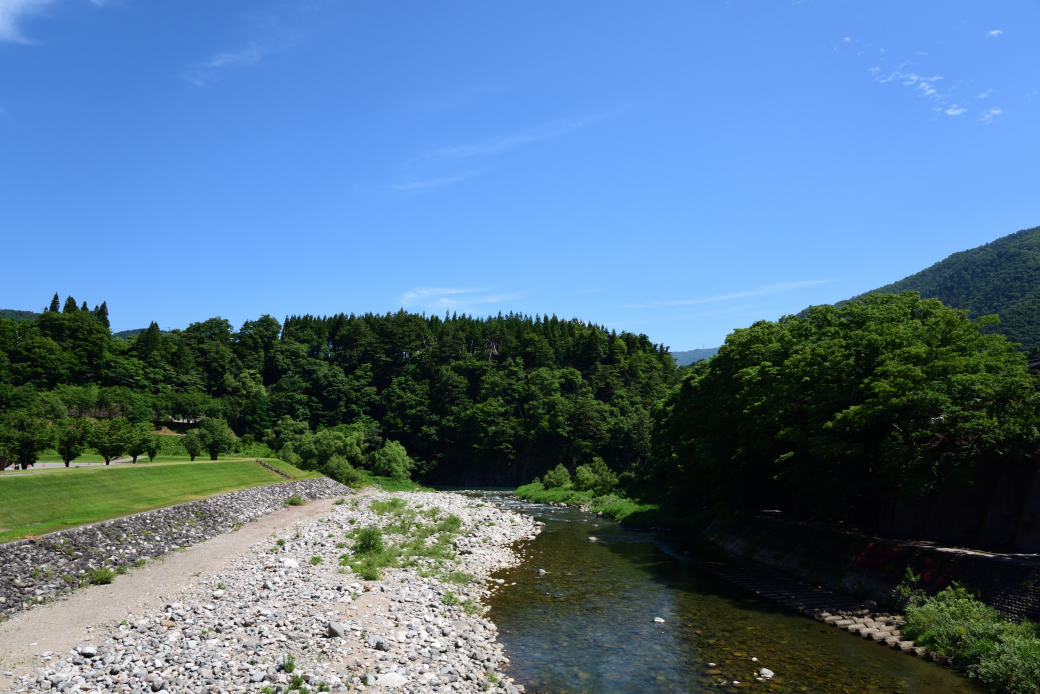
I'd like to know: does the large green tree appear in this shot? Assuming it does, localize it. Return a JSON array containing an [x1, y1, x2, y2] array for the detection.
[[651, 292, 1040, 521]]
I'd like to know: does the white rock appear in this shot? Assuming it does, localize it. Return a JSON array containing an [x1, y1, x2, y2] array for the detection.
[[376, 672, 408, 687], [653, 617, 665, 623], [760, 668, 774, 678], [282, 558, 299, 569]]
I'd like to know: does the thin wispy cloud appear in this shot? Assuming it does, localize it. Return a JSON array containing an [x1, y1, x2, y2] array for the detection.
[[987, 30, 1003, 37], [184, 41, 272, 86], [979, 107, 1003, 124], [414, 114, 610, 163], [0, 0, 53, 43], [977, 90, 993, 100], [399, 287, 522, 313], [182, 6, 315, 87], [945, 104, 966, 116], [390, 112, 614, 193], [622, 280, 835, 309], [389, 169, 487, 193]]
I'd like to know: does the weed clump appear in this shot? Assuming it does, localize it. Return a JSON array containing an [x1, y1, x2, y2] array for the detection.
[[284, 494, 304, 507]]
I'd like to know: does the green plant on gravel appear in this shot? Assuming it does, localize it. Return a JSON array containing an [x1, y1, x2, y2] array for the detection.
[[90, 568, 116, 585], [289, 674, 304, 690], [446, 571, 473, 584], [309, 556, 322, 565], [317, 682, 330, 692], [353, 526, 385, 555], [334, 498, 346, 505], [487, 670, 498, 685], [901, 573, 1040, 694], [284, 494, 304, 507], [371, 498, 407, 515], [443, 592, 460, 606], [261, 687, 274, 694], [277, 539, 286, 547], [461, 598, 482, 615], [283, 653, 296, 674], [133, 558, 147, 568]]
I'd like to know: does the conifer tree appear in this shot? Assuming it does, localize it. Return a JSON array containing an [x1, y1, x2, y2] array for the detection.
[[48, 293, 60, 312], [62, 296, 78, 313], [94, 301, 110, 329], [80, 300, 89, 312]]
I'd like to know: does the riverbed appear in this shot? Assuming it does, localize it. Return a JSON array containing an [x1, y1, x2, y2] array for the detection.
[[480, 493, 982, 694]]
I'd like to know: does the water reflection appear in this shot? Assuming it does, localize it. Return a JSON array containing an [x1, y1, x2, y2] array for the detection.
[[475, 492, 982, 694]]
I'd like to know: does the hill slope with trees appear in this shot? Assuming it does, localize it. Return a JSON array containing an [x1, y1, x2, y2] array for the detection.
[[0, 297, 677, 484], [805, 225, 1040, 355]]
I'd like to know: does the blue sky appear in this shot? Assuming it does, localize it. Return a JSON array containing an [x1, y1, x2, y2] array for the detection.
[[1, 1, 1038, 350]]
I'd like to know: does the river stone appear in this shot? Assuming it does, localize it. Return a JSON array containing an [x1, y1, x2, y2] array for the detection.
[[760, 668, 774, 678], [377, 673, 408, 687], [653, 617, 665, 623], [327, 621, 346, 638]]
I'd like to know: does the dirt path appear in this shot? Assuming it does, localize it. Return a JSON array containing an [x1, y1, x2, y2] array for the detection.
[[0, 497, 342, 688]]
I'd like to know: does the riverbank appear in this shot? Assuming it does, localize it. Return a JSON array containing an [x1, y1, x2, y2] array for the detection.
[[5, 491, 540, 693]]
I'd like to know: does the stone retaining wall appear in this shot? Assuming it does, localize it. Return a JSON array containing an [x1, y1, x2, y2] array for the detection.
[[0, 477, 351, 618], [716, 514, 1040, 620]]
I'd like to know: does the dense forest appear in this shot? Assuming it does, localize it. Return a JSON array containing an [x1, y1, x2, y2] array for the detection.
[[0, 294, 677, 483], [4, 278, 1039, 529], [804, 225, 1040, 357]]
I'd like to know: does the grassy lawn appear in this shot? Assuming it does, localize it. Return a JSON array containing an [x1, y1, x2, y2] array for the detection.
[[0, 460, 308, 543]]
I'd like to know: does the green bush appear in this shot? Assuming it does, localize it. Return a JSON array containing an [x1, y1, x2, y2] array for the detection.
[[284, 494, 304, 507], [573, 457, 618, 495], [324, 454, 364, 488], [353, 526, 385, 555], [371, 440, 414, 482], [903, 580, 1040, 694], [543, 463, 571, 489]]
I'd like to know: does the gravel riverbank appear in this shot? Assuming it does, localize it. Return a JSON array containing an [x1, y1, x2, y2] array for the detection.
[[7, 491, 540, 694]]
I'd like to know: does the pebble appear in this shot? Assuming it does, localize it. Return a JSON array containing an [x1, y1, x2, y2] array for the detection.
[[15, 489, 539, 694], [653, 617, 665, 623]]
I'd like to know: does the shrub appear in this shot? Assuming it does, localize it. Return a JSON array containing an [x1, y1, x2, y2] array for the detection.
[[284, 494, 304, 507], [353, 526, 385, 555], [573, 457, 618, 495], [309, 556, 322, 565], [543, 464, 571, 489], [283, 654, 296, 673], [903, 581, 1040, 694], [324, 455, 364, 488], [371, 440, 414, 481]]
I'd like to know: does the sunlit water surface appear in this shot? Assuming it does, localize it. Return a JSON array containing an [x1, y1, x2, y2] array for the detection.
[[473, 492, 982, 694]]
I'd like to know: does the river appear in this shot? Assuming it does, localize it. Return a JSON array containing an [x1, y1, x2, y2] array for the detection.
[[475, 492, 982, 694]]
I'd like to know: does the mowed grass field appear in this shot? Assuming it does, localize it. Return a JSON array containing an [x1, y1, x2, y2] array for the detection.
[[0, 459, 321, 544]]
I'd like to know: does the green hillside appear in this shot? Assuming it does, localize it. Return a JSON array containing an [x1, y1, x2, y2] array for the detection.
[[670, 347, 718, 366], [808, 224, 1040, 356], [0, 309, 39, 322]]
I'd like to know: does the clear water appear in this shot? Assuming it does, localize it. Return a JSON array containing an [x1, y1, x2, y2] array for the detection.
[[477, 493, 983, 694]]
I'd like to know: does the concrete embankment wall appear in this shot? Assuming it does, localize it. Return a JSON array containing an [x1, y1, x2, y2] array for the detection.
[[715, 514, 1040, 620]]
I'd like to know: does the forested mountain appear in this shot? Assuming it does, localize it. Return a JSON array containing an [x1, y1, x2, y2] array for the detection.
[[0, 298, 677, 483], [805, 224, 1040, 356], [670, 348, 718, 366], [0, 309, 39, 322]]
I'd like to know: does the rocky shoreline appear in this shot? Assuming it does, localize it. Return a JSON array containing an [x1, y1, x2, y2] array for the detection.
[[0, 478, 352, 619], [7, 490, 541, 694]]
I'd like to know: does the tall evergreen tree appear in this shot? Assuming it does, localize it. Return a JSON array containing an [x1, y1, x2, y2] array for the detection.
[[48, 293, 60, 312], [94, 301, 110, 329], [80, 300, 89, 312], [62, 296, 78, 314]]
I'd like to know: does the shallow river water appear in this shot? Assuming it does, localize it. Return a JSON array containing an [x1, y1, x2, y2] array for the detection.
[[476, 492, 982, 694]]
